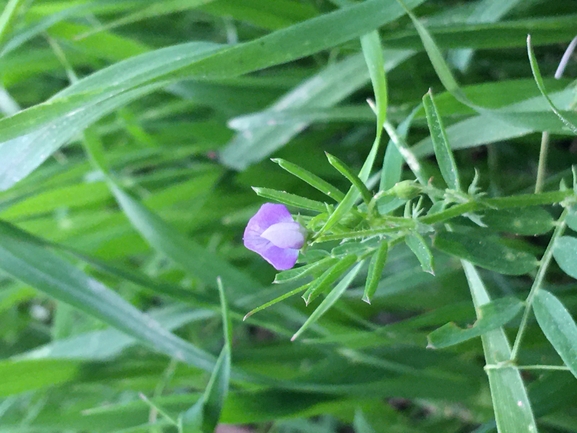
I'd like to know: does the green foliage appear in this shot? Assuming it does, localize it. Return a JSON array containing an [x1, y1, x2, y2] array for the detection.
[[0, 1, 576, 433]]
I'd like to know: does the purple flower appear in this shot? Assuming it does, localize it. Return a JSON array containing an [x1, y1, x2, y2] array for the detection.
[[243, 203, 307, 270]]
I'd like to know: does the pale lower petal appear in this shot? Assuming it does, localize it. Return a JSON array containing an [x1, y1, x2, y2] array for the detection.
[[260, 222, 306, 249]]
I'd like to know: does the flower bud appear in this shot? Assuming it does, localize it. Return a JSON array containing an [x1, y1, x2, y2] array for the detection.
[[391, 180, 421, 200]]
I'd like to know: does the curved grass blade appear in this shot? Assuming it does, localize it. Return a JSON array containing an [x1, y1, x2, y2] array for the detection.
[[360, 31, 388, 130], [0, 0, 26, 49], [0, 0, 426, 190], [110, 182, 262, 296], [447, 0, 524, 71], [396, 0, 467, 103], [21, 305, 213, 361], [180, 278, 232, 432], [0, 220, 217, 372], [292, 261, 364, 341], [527, 34, 577, 135]]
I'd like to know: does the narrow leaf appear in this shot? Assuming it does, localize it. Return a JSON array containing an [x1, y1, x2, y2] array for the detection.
[[274, 257, 338, 284], [398, 0, 467, 102], [253, 187, 327, 212], [243, 284, 309, 321], [406, 232, 434, 275], [302, 254, 358, 305], [434, 231, 538, 275], [553, 236, 577, 280], [292, 262, 364, 341], [272, 158, 345, 202], [566, 205, 577, 232], [362, 241, 388, 304], [427, 297, 523, 349], [423, 89, 461, 190], [533, 289, 577, 379], [326, 153, 373, 205], [482, 207, 554, 235]]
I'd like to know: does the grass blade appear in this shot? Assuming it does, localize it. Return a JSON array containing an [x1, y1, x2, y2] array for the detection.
[[317, 31, 389, 235], [0, 220, 217, 372], [462, 261, 538, 433]]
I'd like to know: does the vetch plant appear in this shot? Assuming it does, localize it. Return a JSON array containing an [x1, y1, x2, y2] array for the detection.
[[241, 24, 577, 433], [1, 1, 577, 433]]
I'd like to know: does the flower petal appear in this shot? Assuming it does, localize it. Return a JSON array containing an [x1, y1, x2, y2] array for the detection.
[[243, 203, 294, 239], [258, 244, 300, 271], [242, 203, 304, 270], [261, 222, 306, 249]]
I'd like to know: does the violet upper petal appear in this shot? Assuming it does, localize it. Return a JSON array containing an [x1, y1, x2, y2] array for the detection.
[[261, 222, 306, 249]]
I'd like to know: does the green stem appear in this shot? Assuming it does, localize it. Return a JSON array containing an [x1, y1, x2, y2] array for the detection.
[[419, 201, 477, 225], [315, 226, 410, 242], [420, 190, 574, 225], [517, 365, 570, 371], [485, 364, 569, 371], [535, 131, 550, 194], [510, 209, 568, 361]]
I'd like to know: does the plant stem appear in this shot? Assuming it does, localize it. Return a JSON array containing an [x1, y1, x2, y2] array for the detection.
[[510, 209, 568, 361], [420, 190, 574, 225], [535, 131, 549, 193]]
